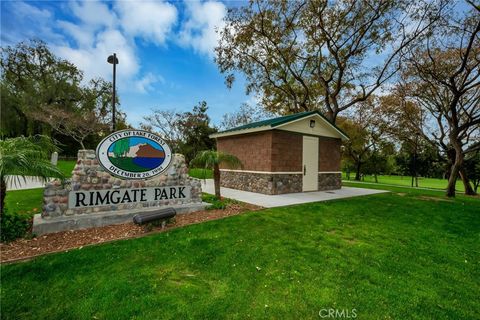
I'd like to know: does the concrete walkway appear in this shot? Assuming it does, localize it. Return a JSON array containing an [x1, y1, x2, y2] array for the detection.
[[201, 180, 388, 208]]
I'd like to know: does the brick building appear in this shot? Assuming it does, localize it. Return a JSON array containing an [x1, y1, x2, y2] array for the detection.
[[210, 111, 349, 195]]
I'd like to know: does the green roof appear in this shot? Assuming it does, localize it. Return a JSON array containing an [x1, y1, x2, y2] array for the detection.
[[217, 110, 349, 139]]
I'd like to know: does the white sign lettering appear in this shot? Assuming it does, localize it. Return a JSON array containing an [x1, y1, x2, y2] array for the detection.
[[68, 186, 191, 208]]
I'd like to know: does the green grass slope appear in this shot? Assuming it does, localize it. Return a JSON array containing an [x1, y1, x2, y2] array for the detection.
[[1, 186, 479, 319]]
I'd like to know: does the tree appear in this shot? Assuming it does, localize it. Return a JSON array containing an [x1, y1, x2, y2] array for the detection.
[[464, 151, 480, 192], [215, 0, 444, 122], [378, 93, 432, 187], [141, 102, 217, 161], [0, 136, 65, 214], [177, 102, 218, 164], [0, 40, 82, 137], [337, 98, 387, 181], [401, 2, 480, 197], [113, 139, 130, 158], [1, 40, 125, 151], [220, 103, 277, 130], [141, 109, 184, 152], [190, 150, 242, 198]]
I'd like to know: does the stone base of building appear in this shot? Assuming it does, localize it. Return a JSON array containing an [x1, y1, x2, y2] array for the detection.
[[318, 172, 342, 191], [220, 171, 342, 195], [32, 202, 210, 236], [220, 171, 302, 194]]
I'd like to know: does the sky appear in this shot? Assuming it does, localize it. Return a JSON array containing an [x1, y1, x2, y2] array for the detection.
[[0, 0, 252, 127]]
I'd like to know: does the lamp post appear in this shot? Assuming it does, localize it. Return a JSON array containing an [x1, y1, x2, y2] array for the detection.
[[107, 53, 119, 132]]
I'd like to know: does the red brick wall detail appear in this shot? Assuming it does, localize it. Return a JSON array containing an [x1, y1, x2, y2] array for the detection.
[[216, 131, 273, 171], [271, 130, 302, 172], [318, 137, 341, 171], [216, 130, 341, 173]]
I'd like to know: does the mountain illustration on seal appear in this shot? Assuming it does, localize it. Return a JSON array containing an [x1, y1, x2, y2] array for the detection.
[[107, 137, 166, 172]]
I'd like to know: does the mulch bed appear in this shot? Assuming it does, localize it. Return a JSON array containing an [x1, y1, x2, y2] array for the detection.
[[0, 203, 261, 264]]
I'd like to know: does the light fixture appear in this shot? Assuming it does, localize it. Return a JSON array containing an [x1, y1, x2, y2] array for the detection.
[[107, 53, 119, 132], [309, 119, 316, 128]]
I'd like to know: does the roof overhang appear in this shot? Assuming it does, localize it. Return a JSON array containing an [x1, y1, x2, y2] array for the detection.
[[210, 112, 349, 141]]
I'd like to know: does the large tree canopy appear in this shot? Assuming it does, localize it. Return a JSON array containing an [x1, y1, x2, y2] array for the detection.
[[400, 1, 480, 196], [215, 0, 445, 123], [1, 40, 126, 150]]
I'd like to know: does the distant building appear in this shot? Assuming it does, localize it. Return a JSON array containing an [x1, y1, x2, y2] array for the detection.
[[210, 111, 349, 194]]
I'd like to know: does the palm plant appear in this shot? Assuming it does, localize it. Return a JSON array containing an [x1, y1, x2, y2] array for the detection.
[[0, 135, 65, 214], [190, 150, 242, 198]]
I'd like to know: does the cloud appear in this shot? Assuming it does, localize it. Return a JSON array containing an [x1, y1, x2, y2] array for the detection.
[[51, 0, 178, 91], [0, 1, 63, 45], [1, 0, 223, 95], [54, 29, 139, 85], [70, 1, 116, 28], [135, 73, 164, 93], [116, 1, 177, 44], [178, 1, 226, 57]]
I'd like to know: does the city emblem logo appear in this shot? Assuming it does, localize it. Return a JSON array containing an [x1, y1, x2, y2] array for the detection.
[[96, 129, 173, 180]]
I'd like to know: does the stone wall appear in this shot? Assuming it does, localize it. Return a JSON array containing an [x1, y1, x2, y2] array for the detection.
[[220, 171, 341, 194], [42, 150, 202, 218], [220, 170, 302, 195], [318, 173, 342, 191]]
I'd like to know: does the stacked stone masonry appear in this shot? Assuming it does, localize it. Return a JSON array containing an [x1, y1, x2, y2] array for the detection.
[[318, 173, 342, 191], [220, 171, 302, 195], [42, 150, 202, 218]]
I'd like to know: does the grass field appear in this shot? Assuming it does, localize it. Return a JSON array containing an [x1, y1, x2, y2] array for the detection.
[[57, 160, 76, 177], [189, 168, 213, 179], [2, 184, 479, 319], [342, 172, 465, 191]]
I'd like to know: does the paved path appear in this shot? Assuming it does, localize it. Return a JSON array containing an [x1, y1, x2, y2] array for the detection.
[[201, 180, 388, 208]]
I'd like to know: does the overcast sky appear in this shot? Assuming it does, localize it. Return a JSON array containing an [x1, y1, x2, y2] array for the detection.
[[1, 0, 252, 127]]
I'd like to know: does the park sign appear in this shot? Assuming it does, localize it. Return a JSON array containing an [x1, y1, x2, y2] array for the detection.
[[96, 129, 173, 180], [68, 186, 191, 209]]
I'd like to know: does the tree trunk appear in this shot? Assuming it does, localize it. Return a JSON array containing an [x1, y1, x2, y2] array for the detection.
[[459, 166, 476, 195], [0, 177, 6, 215], [446, 162, 459, 197], [446, 142, 464, 198], [355, 161, 362, 181], [213, 163, 221, 198]]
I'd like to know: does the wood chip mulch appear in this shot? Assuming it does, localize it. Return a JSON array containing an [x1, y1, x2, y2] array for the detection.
[[0, 203, 261, 264]]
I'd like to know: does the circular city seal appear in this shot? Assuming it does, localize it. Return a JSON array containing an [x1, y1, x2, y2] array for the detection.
[[96, 129, 173, 180]]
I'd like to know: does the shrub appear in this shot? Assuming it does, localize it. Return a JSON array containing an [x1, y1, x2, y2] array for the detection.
[[0, 210, 31, 242], [202, 194, 238, 210]]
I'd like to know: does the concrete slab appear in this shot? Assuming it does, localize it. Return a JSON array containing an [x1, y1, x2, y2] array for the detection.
[[32, 202, 210, 235], [201, 180, 388, 208]]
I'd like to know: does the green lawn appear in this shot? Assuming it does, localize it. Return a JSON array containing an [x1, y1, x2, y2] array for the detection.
[[2, 185, 479, 319], [5, 160, 75, 215], [342, 172, 465, 192], [57, 159, 76, 177], [189, 168, 213, 179]]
